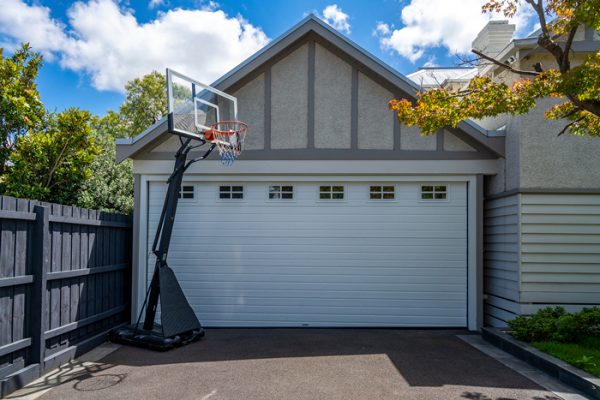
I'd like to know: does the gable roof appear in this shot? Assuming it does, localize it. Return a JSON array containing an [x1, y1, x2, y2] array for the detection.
[[116, 15, 505, 161]]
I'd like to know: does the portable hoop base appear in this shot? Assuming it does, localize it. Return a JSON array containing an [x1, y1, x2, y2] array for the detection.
[[109, 325, 204, 352]]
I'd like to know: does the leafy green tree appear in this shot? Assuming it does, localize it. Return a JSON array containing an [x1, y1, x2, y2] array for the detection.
[[390, 0, 600, 137], [77, 112, 134, 214], [4, 108, 100, 204], [0, 43, 44, 173], [120, 71, 167, 137]]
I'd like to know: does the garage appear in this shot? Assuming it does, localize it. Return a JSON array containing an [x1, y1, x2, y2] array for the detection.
[[146, 180, 468, 327]]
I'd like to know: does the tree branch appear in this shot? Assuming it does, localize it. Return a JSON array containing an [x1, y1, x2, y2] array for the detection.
[[45, 137, 71, 188], [471, 49, 540, 76], [558, 115, 585, 136], [561, 24, 579, 73]]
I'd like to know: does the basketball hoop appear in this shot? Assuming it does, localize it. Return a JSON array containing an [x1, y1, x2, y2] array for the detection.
[[204, 121, 247, 166]]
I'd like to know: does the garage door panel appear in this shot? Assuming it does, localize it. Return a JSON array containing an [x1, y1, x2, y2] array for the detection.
[[163, 244, 467, 255], [173, 281, 466, 293], [165, 235, 466, 245], [173, 273, 466, 285], [147, 180, 468, 327], [185, 296, 466, 308], [197, 312, 466, 326], [155, 219, 467, 231], [185, 288, 467, 301], [157, 205, 468, 215], [155, 251, 466, 262], [162, 227, 466, 238], [153, 265, 467, 276], [195, 305, 467, 317]]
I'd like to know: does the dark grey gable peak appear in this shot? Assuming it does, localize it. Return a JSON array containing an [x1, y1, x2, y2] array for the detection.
[[116, 14, 504, 161]]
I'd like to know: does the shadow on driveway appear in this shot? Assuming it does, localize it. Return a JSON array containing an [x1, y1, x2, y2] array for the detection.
[[35, 329, 562, 400]]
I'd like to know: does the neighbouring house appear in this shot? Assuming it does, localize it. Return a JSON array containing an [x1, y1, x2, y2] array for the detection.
[[116, 15, 600, 330]]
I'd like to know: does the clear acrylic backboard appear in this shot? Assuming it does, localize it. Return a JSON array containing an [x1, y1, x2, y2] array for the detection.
[[166, 68, 238, 141]]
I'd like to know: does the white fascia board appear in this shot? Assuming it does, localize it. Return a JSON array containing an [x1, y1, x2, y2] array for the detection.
[[133, 159, 502, 176]]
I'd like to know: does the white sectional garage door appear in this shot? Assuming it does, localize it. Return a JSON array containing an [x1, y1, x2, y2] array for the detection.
[[146, 180, 468, 327]]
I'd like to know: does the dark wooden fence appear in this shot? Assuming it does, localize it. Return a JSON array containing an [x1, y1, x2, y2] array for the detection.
[[0, 196, 132, 397]]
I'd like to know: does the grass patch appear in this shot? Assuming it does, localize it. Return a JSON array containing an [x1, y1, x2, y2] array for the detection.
[[532, 336, 600, 378]]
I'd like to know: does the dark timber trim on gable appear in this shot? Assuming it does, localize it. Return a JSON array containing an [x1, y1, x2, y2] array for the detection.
[[116, 15, 505, 162], [307, 41, 316, 149]]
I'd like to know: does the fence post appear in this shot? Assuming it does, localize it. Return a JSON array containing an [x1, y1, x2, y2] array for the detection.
[[30, 205, 50, 367]]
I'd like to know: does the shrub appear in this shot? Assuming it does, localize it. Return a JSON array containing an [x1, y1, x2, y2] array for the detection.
[[508, 306, 566, 342], [508, 306, 600, 343]]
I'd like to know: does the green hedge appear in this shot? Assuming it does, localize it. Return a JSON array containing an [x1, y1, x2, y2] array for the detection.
[[508, 306, 600, 343]]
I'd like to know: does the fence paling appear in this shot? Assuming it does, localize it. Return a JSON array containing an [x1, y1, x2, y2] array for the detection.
[[0, 196, 132, 397]]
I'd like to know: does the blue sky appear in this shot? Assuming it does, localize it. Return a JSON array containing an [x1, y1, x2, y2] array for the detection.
[[1, 0, 537, 115]]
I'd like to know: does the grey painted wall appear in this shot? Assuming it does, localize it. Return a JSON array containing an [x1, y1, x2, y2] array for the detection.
[[314, 43, 352, 148], [357, 72, 394, 149], [271, 43, 309, 149], [400, 124, 437, 151], [234, 73, 265, 150], [517, 98, 600, 189], [444, 130, 476, 152], [487, 98, 600, 195]]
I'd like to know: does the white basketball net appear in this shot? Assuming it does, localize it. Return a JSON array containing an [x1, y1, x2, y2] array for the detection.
[[208, 121, 247, 166]]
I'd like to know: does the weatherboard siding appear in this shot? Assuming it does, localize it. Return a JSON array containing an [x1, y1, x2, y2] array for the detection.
[[483, 194, 521, 327], [484, 192, 600, 327], [519, 193, 600, 305]]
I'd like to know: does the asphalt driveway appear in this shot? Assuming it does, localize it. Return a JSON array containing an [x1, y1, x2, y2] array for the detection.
[[30, 329, 560, 400]]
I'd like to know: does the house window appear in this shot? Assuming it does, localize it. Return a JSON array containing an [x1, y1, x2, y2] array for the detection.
[[178, 185, 194, 199], [219, 185, 244, 199], [421, 185, 447, 200], [370, 185, 395, 200], [319, 185, 344, 200], [269, 185, 294, 200]]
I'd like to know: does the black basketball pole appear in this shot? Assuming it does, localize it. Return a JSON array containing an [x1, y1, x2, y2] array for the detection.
[[143, 137, 215, 331], [109, 136, 217, 351]]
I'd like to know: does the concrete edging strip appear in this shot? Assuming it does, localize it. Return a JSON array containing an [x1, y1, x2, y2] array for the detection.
[[482, 327, 600, 400]]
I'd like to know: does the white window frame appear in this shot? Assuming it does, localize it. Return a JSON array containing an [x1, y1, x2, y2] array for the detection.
[[268, 185, 294, 200], [219, 185, 244, 200], [178, 185, 195, 200], [369, 185, 396, 200], [420, 184, 448, 201], [318, 185, 345, 201]]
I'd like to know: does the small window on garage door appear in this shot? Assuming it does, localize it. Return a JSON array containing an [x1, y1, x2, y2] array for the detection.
[[178, 185, 195, 199], [269, 185, 294, 200], [319, 185, 344, 200], [219, 185, 244, 199], [421, 185, 447, 200], [370, 185, 395, 200]]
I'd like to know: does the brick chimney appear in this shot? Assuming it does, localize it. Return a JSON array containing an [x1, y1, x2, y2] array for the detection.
[[472, 20, 515, 59]]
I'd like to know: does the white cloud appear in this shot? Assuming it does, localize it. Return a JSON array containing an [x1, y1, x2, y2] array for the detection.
[[322, 4, 351, 34], [148, 0, 164, 9], [422, 56, 438, 68], [0, 0, 269, 92], [0, 0, 70, 62], [375, 0, 535, 63], [374, 22, 390, 36]]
